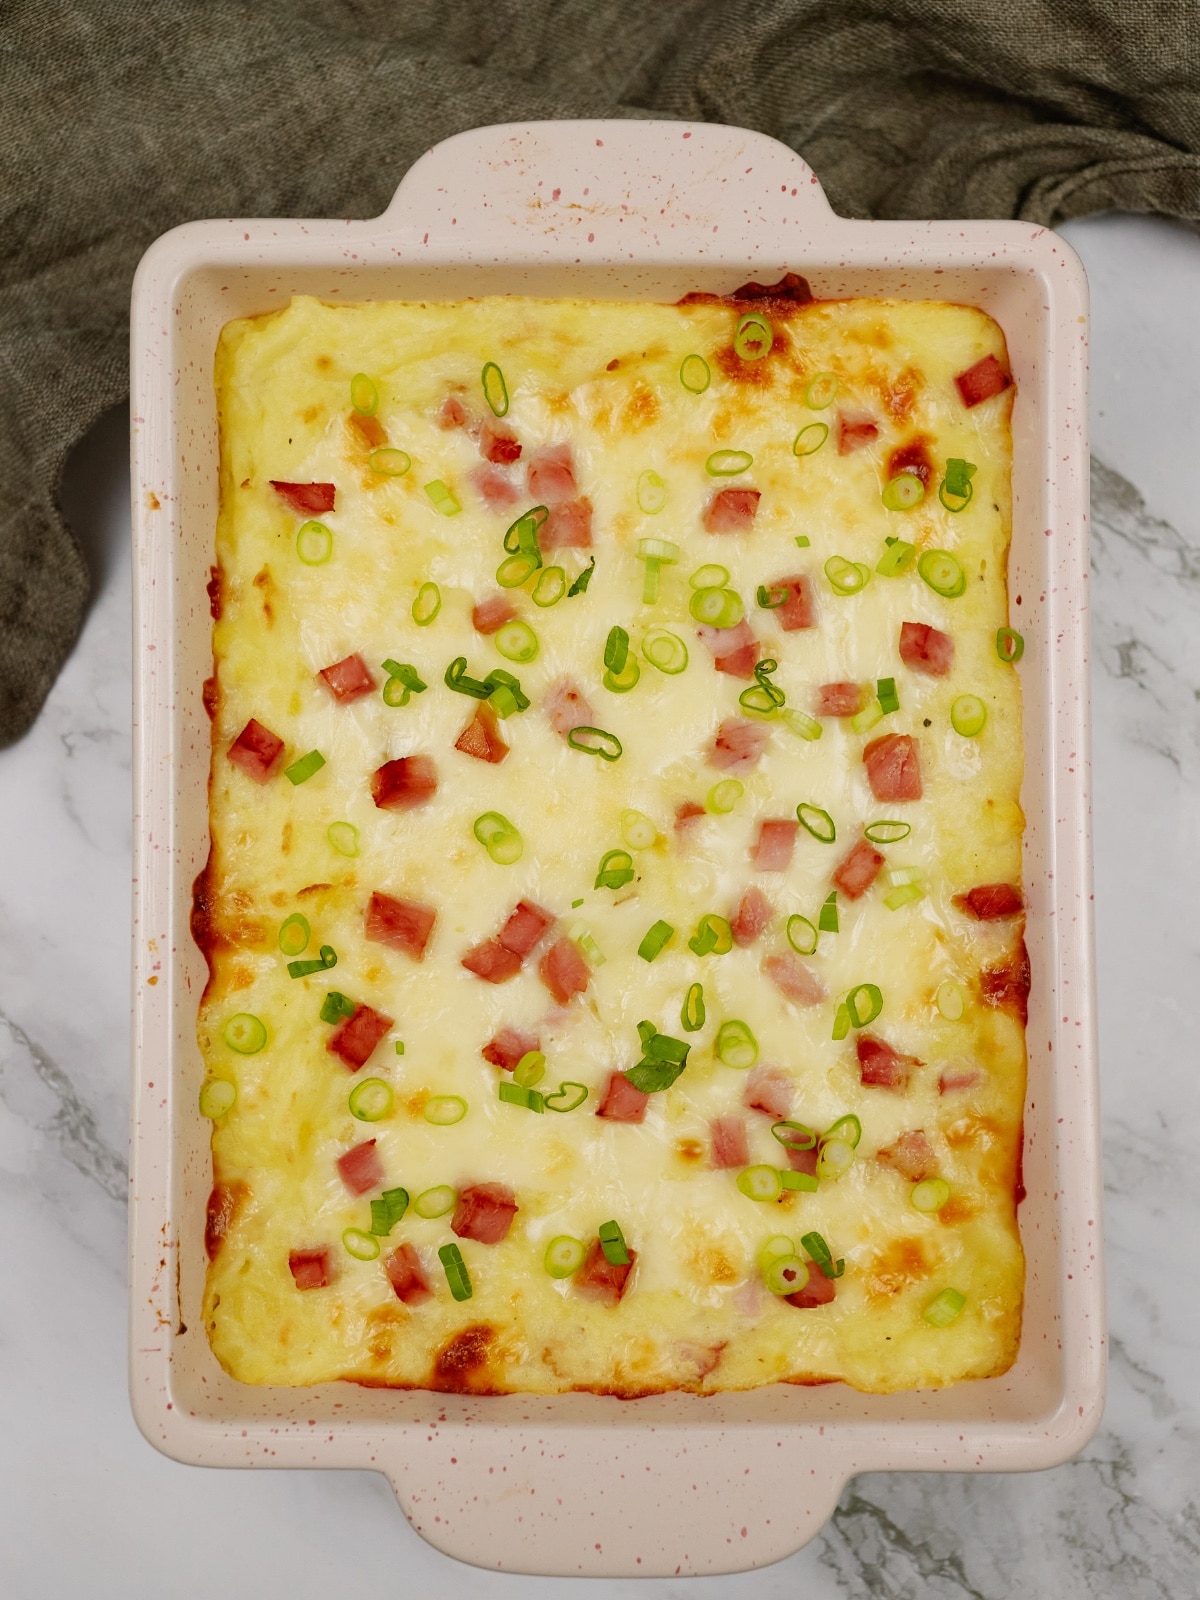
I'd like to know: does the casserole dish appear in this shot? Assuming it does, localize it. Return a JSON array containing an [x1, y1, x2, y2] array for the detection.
[[129, 118, 1103, 1576]]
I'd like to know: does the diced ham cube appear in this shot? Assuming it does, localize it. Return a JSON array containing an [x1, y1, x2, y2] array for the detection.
[[955, 353, 1012, 408], [770, 573, 816, 631], [887, 438, 934, 485], [498, 900, 555, 959], [461, 940, 523, 985], [863, 734, 922, 802], [575, 1236, 636, 1304], [288, 1249, 333, 1290], [710, 1114, 750, 1169], [270, 480, 335, 515], [472, 594, 517, 635], [538, 937, 590, 1004], [336, 1138, 385, 1196], [856, 1032, 921, 1091], [481, 1026, 540, 1071], [227, 718, 285, 783], [439, 394, 469, 429], [836, 412, 879, 454], [899, 621, 954, 678], [385, 1242, 432, 1305], [954, 883, 1024, 920], [787, 1142, 819, 1178], [877, 1129, 936, 1181], [318, 652, 377, 704], [731, 887, 773, 947], [709, 716, 769, 772], [743, 1065, 793, 1118], [371, 754, 439, 811], [703, 487, 761, 533], [544, 678, 594, 738], [815, 681, 864, 718], [596, 1070, 649, 1123], [764, 951, 826, 1007], [364, 891, 436, 962], [328, 1004, 394, 1070], [455, 705, 509, 764], [479, 418, 521, 464], [469, 462, 521, 510], [786, 1265, 837, 1307], [832, 837, 885, 900], [541, 498, 593, 549], [940, 1066, 985, 1094], [452, 1182, 518, 1245], [348, 412, 386, 450], [696, 620, 760, 679], [675, 800, 705, 835], [752, 819, 799, 871], [675, 1342, 725, 1378], [527, 443, 578, 504]]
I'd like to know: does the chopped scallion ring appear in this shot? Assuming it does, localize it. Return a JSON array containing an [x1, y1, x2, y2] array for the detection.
[[278, 913, 310, 957], [424, 479, 461, 516], [680, 353, 711, 393], [705, 449, 753, 476], [764, 1253, 809, 1295], [786, 914, 818, 955], [642, 629, 688, 674], [881, 472, 925, 511], [489, 679, 529, 720], [864, 820, 910, 844], [424, 1095, 467, 1126], [771, 1120, 816, 1152], [824, 1114, 862, 1148], [514, 1051, 546, 1088], [223, 1013, 267, 1055], [804, 371, 839, 409], [199, 1078, 236, 1119], [350, 373, 379, 415], [413, 1185, 456, 1220], [319, 991, 355, 1024], [604, 626, 630, 676], [381, 660, 427, 707], [498, 1080, 545, 1112], [568, 726, 623, 761], [504, 504, 548, 556], [370, 1187, 411, 1234], [716, 1019, 758, 1069], [569, 923, 606, 969], [818, 891, 839, 933], [567, 558, 595, 596], [877, 677, 899, 715], [369, 447, 411, 477], [850, 698, 884, 735], [757, 583, 790, 609], [688, 586, 743, 627], [758, 1234, 796, 1272], [737, 1165, 784, 1202], [793, 422, 829, 456], [845, 983, 883, 1028], [832, 1005, 850, 1040], [780, 706, 823, 742], [621, 810, 658, 849], [689, 563, 730, 590], [496, 552, 539, 588], [876, 537, 917, 577], [473, 811, 523, 865], [825, 555, 870, 596], [796, 803, 836, 843], [936, 979, 965, 1021], [638, 920, 674, 962], [816, 1135, 856, 1180], [544, 1235, 585, 1278], [595, 848, 635, 891], [734, 310, 773, 361], [342, 1227, 381, 1261], [285, 749, 326, 786], [681, 981, 706, 1033], [918, 548, 966, 598], [494, 619, 539, 663], [782, 1165, 819, 1195], [923, 1288, 966, 1327], [532, 565, 567, 607], [599, 1219, 631, 1266], [795, 534, 811, 547], [884, 881, 924, 910], [939, 458, 976, 511], [296, 520, 333, 565], [543, 1081, 588, 1112], [637, 470, 668, 514], [688, 913, 733, 956], [481, 361, 509, 416], [286, 944, 338, 979], [327, 819, 360, 856], [801, 1230, 845, 1279], [412, 582, 441, 626], [912, 1177, 952, 1214], [444, 657, 492, 698], [996, 626, 1024, 664], [739, 658, 785, 717], [706, 778, 743, 814], [439, 1242, 473, 1301], [603, 659, 640, 694], [348, 1077, 394, 1122], [950, 694, 988, 736]]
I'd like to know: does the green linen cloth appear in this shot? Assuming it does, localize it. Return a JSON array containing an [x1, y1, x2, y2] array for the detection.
[[2, 0, 1197, 744]]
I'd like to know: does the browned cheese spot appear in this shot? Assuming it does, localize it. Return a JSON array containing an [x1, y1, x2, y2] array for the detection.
[[980, 939, 1031, 1025], [252, 565, 276, 627], [205, 1180, 249, 1260], [864, 1236, 932, 1301], [432, 1323, 497, 1392], [315, 354, 332, 371], [281, 821, 292, 855], [206, 565, 223, 620], [938, 1195, 978, 1226], [201, 675, 219, 720], [620, 381, 661, 431]]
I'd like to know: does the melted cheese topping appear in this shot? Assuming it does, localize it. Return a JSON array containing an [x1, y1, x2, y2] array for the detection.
[[201, 293, 1025, 1395]]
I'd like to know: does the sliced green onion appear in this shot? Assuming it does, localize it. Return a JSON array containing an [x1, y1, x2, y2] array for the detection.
[[473, 811, 523, 865], [638, 920, 674, 962], [349, 1077, 393, 1122], [481, 361, 509, 417], [781, 706, 822, 742], [503, 505, 548, 557], [801, 1230, 845, 1279], [805, 372, 839, 409], [689, 587, 743, 627], [412, 582, 441, 625], [818, 891, 839, 933], [939, 458, 976, 511], [327, 819, 360, 857], [716, 1020, 758, 1069], [757, 582, 790, 610], [740, 658, 785, 717], [642, 629, 689, 674], [496, 551, 539, 588], [936, 979, 965, 1021], [498, 1080, 545, 1112], [912, 1178, 952, 1214], [350, 373, 379, 414], [951, 694, 988, 736], [381, 661, 427, 707], [816, 1136, 856, 1180], [595, 849, 635, 891], [996, 626, 1024, 664], [764, 1253, 809, 1294], [706, 778, 743, 814], [223, 1014, 266, 1055], [882, 473, 925, 511], [544, 1235, 585, 1278], [734, 311, 772, 361], [621, 809, 658, 850], [825, 555, 870, 596], [706, 448, 753, 477], [599, 1219, 631, 1266], [876, 537, 917, 577], [513, 1051, 547, 1089], [485, 667, 530, 718], [884, 881, 925, 910], [737, 1165, 783, 1202], [370, 1187, 410, 1234], [287, 944, 338, 979], [681, 981, 706, 1033], [603, 658, 641, 694], [296, 520, 333, 565], [795, 535, 811, 548], [532, 566, 567, 607], [877, 677, 899, 715], [797, 803, 836, 843], [758, 1234, 796, 1271], [918, 549, 966, 598], [793, 422, 829, 456], [845, 983, 883, 1028], [786, 914, 818, 956], [604, 625, 630, 675], [568, 726, 622, 761], [319, 990, 355, 1024], [425, 480, 461, 516], [199, 1078, 236, 1118], [343, 1227, 381, 1261], [413, 1185, 456, 1219], [570, 924, 607, 969], [284, 749, 326, 786], [495, 619, 539, 663], [439, 1241, 473, 1301], [424, 1095, 467, 1126], [825, 1114, 862, 1148], [689, 913, 733, 956], [637, 537, 681, 604], [369, 447, 411, 477], [923, 1288, 966, 1327], [444, 656, 491, 698], [689, 563, 730, 590], [278, 913, 310, 956], [865, 820, 910, 844], [544, 1081, 588, 1112], [637, 470, 668, 514], [568, 558, 595, 597], [850, 698, 884, 736], [394, 1042, 405, 1055], [831, 1003, 850, 1041], [680, 353, 711, 393], [771, 1120, 815, 1153]]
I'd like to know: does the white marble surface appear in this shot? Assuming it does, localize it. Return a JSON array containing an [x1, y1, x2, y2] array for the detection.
[[1, 212, 1197, 1598]]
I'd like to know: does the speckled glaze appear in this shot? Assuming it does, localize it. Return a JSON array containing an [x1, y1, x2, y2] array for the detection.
[[129, 120, 1101, 1578]]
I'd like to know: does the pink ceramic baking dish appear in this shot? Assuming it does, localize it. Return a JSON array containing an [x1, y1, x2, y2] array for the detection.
[[129, 119, 1103, 1577]]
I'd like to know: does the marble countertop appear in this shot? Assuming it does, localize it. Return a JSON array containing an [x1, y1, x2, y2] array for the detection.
[[1, 212, 1197, 1599]]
